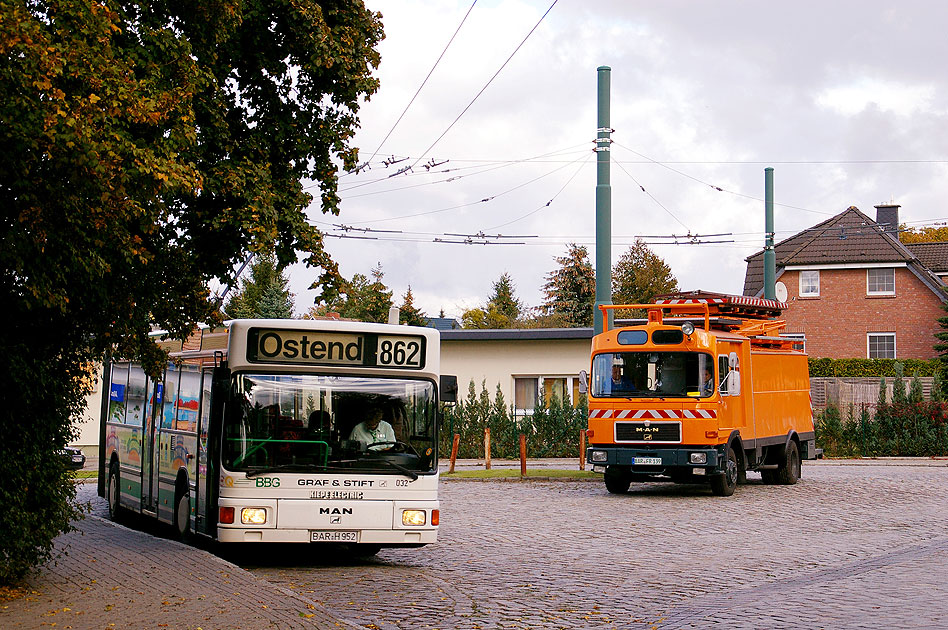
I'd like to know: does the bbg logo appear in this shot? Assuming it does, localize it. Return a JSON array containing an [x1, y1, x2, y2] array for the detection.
[[255, 477, 281, 488]]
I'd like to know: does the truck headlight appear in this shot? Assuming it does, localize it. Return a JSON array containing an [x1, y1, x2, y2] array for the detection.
[[689, 452, 708, 465], [241, 508, 267, 525], [402, 510, 427, 526], [591, 450, 608, 463]]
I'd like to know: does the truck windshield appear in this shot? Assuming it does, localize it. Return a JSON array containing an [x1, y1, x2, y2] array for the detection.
[[591, 352, 715, 398], [222, 374, 438, 474]]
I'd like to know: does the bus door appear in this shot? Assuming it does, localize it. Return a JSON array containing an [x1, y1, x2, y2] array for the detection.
[[194, 368, 214, 535], [141, 376, 162, 513], [717, 341, 746, 435]]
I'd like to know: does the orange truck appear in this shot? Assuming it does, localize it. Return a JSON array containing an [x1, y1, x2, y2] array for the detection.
[[584, 292, 815, 496]]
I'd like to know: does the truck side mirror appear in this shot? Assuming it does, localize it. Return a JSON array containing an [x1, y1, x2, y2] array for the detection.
[[728, 370, 741, 396], [440, 375, 458, 404], [578, 370, 588, 394]]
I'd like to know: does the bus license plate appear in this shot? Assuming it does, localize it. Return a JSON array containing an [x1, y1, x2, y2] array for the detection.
[[633, 457, 662, 466], [311, 530, 358, 543]]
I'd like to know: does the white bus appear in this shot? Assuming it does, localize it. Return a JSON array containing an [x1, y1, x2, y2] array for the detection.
[[98, 319, 457, 553]]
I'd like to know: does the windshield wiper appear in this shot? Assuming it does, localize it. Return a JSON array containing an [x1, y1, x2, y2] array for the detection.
[[346, 457, 419, 481]]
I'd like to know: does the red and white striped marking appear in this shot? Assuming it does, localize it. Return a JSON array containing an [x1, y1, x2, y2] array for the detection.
[[589, 409, 717, 420]]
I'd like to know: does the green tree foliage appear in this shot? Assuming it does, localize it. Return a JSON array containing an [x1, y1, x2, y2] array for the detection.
[[461, 273, 525, 329], [310, 263, 394, 323], [612, 241, 678, 306], [399, 286, 428, 327], [541, 243, 596, 327], [224, 253, 295, 319], [0, 0, 382, 581]]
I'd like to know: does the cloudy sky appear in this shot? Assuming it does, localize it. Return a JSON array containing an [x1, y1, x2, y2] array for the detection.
[[288, 0, 948, 320]]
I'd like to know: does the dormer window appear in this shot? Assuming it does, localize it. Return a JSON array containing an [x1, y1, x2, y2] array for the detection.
[[867, 268, 895, 296]]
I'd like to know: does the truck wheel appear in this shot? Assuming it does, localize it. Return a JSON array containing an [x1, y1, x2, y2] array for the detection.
[[107, 462, 124, 522], [760, 469, 778, 484], [174, 489, 191, 540], [710, 446, 738, 497], [604, 467, 631, 494], [776, 441, 801, 485]]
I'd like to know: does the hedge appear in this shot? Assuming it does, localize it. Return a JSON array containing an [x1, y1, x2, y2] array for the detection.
[[440, 380, 588, 460], [808, 357, 941, 378]]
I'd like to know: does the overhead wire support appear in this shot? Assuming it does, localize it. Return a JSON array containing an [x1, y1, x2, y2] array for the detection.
[[444, 231, 537, 240]]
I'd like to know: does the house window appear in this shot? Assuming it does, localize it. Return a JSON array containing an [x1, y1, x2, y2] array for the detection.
[[868, 333, 896, 359], [514, 377, 538, 413], [799, 270, 819, 297], [867, 268, 895, 295], [515, 375, 583, 414]]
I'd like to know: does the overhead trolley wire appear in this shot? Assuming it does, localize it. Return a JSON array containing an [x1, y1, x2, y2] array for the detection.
[[362, 1, 479, 167], [408, 0, 559, 170]]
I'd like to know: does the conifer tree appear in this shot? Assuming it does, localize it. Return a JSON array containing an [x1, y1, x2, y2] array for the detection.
[[399, 285, 428, 326], [541, 243, 596, 327], [225, 252, 295, 319]]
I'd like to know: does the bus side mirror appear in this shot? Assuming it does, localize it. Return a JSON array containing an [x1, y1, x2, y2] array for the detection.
[[440, 375, 458, 404], [578, 370, 588, 394]]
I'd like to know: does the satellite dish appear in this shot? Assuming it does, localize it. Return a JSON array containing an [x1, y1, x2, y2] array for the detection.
[[774, 281, 788, 302]]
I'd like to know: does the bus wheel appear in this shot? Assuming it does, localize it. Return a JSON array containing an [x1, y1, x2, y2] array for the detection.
[[776, 441, 801, 485], [174, 489, 191, 540], [710, 447, 738, 497], [604, 467, 631, 494], [107, 462, 124, 522]]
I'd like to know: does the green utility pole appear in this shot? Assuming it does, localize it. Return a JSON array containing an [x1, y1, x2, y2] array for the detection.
[[764, 167, 776, 300], [594, 66, 613, 334]]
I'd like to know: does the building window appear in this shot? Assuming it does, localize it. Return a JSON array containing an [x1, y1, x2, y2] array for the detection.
[[868, 333, 896, 359], [515, 375, 583, 414], [867, 268, 895, 295], [799, 270, 819, 297], [514, 377, 538, 413]]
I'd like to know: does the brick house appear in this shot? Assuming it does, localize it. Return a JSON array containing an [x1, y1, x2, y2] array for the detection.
[[743, 204, 948, 359]]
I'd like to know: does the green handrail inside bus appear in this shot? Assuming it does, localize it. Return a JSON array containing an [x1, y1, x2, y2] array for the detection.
[[228, 438, 329, 468]]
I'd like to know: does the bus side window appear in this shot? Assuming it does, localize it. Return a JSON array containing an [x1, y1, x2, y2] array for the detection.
[[718, 356, 730, 396]]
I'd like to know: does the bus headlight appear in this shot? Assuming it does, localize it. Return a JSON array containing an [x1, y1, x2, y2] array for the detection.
[[689, 452, 708, 465], [591, 450, 608, 463], [241, 508, 267, 525], [402, 510, 427, 526]]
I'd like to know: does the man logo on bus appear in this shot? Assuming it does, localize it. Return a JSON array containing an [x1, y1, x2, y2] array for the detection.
[[320, 507, 353, 515]]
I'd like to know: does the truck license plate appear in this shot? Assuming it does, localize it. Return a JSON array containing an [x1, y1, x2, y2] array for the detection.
[[311, 530, 358, 543], [633, 457, 662, 466]]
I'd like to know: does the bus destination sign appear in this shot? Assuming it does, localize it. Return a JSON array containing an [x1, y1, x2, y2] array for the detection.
[[247, 328, 426, 369]]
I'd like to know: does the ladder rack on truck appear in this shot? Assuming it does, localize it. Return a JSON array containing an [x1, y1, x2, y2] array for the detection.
[[586, 291, 815, 496]]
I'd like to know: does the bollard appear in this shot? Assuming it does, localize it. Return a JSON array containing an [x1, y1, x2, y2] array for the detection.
[[484, 427, 491, 470], [448, 433, 460, 473], [579, 429, 586, 471], [520, 433, 527, 477]]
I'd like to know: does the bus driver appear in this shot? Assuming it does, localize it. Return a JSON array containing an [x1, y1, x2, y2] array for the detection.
[[349, 407, 396, 451]]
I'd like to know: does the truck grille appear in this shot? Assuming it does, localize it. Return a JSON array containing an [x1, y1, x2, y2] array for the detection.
[[615, 421, 681, 443]]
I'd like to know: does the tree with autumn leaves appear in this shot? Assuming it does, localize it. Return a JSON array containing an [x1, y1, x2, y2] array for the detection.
[[0, 0, 382, 580]]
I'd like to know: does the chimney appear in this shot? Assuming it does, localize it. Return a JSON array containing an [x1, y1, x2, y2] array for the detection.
[[874, 203, 900, 235]]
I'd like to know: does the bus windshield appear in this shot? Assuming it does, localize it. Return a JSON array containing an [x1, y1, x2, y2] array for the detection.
[[591, 351, 715, 398], [222, 373, 438, 474]]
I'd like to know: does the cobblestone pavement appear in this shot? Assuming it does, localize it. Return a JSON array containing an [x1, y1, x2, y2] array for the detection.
[[4, 462, 948, 629], [242, 463, 948, 630]]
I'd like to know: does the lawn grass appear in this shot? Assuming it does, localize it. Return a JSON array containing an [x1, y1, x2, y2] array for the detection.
[[71, 470, 97, 480], [442, 468, 601, 480]]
